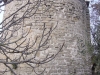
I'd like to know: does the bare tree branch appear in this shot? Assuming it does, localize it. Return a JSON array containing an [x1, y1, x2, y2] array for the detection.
[[0, 0, 64, 75]]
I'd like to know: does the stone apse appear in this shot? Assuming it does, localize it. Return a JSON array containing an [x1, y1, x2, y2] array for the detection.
[[1, 0, 91, 75]]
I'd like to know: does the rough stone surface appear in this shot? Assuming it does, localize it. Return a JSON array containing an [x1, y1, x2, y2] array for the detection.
[[1, 0, 91, 75]]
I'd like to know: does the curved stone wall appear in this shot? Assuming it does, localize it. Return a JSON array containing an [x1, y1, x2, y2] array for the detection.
[[1, 0, 91, 75]]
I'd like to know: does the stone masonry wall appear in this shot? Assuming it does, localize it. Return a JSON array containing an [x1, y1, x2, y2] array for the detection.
[[1, 0, 91, 75]]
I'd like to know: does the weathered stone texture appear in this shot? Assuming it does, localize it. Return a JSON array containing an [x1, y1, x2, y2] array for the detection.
[[2, 0, 91, 75]]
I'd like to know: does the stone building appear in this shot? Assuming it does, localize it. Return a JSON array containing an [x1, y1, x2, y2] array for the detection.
[[1, 0, 91, 75]]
